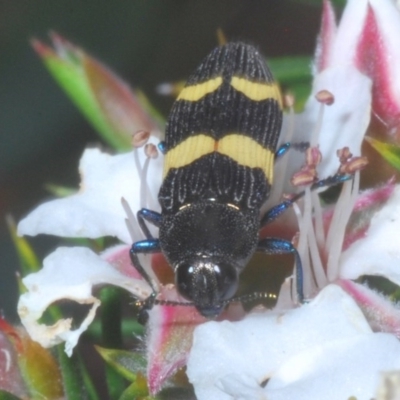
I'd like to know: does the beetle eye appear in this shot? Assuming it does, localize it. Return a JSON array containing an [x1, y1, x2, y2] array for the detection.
[[175, 261, 238, 317], [213, 262, 238, 301], [175, 263, 195, 301]]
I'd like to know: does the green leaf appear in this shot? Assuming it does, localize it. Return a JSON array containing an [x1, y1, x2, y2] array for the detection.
[[119, 380, 150, 400], [99, 287, 123, 348], [106, 364, 127, 400], [365, 137, 400, 171], [268, 56, 312, 82], [57, 345, 99, 400], [38, 45, 130, 150], [86, 318, 145, 341], [96, 347, 146, 382], [156, 387, 197, 400], [268, 56, 312, 110], [18, 337, 64, 400], [0, 391, 22, 400], [6, 215, 40, 278], [33, 34, 164, 151], [44, 183, 77, 197], [290, 0, 345, 7]]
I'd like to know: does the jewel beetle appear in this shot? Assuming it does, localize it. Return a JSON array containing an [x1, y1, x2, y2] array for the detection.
[[130, 42, 304, 318]]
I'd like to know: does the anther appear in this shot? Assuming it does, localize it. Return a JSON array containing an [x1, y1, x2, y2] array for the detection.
[[132, 130, 150, 148], [291, 167, 318, 187], [339, 156, 368, 174], [336, 147, 353, 164], [284, 92, 295, 109], [315, 89, 335, 105], [145, 143, 159, 159], [305, 146, 322, 167]]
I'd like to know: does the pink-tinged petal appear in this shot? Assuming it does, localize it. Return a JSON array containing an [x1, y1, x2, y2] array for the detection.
[[146, 286, 206, 394], [102, 244, 143, 280], [323, 181, 395, 250], [337, 280, 400, 338], [314, 0, 337, 73], [31, 38, 58, 59], [329, 0, 368, 68], [0, 320, 27, 398], [340, 185, 400, 286], [343, 181, 395, 249], [49, 31, 84, 65], [356, 4, 400, 129]]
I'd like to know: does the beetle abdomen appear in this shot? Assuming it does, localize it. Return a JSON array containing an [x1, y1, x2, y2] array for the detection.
[[159, 42, 282, 213]]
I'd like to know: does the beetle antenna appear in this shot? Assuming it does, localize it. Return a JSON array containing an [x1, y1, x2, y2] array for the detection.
[[222, 291, 278, 306], [146, 291, 279, 308]]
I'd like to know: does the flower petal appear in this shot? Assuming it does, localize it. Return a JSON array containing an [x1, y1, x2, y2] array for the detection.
[[146, 286, 206, 394], [356, 1, 400, 129], [187, 285, 374, 400], [328, 0, 368, 68], [0, 321, 27, 398], [264, 332, 400, 400], [314, 0, 337, 73], [218, 333, 400, 400], [296, 66, 371, 177], [322, 181, 395, 251], [18, 246, 151, 355], [18, 147, 163, 244], [340, 185, 400, 286], [338, 280, 400, 338], [102, 244, 143, 279]]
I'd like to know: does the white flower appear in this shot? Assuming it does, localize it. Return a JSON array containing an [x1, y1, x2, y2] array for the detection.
[[18, 145, 162, 244], [18, 246, 152, 356], [17, 143, 162, 355], [188, 285, 400, 400]]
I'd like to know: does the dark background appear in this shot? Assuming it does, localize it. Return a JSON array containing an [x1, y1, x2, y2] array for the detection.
[[0, 0, 324, 321]]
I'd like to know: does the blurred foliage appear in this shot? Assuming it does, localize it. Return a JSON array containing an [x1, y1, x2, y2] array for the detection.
[[293, 0, 345, 8]]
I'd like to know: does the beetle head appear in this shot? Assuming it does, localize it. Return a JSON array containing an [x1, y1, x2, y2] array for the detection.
[[175, 258, 238, 318]]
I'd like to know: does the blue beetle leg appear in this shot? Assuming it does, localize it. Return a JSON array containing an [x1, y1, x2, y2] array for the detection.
[[130, 239, 161, 324], [275, 142, 291, 159], [260, 199, 294, 227], [257, 237, 304, 303], [275, 141, 309, 160], [157, 141, 167, 155], [130, 239, 160, 292], [260, 173, 352, 227], [137, 208, 162, 239]]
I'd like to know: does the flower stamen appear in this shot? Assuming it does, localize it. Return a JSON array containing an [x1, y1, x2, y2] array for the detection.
[[312, 89, 335, 145], [121, 197, 142, 242], [140, 144, 159, 210]]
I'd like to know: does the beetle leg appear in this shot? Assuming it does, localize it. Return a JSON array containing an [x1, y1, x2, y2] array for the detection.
[[130, 239, 160, 292], [137, 208, 162, 239], [275, 142, 291, 159], [157, 141, 167, 155], [275, 141, 309, 160], [257, 237, 304, 303], [130, 239, 161, 324], [260, 173, 352, 227]]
